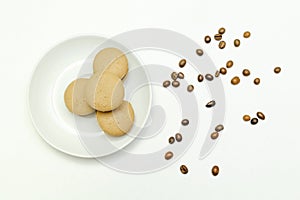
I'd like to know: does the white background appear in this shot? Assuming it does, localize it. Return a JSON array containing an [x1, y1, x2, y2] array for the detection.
[[1, 0, 300, 199]]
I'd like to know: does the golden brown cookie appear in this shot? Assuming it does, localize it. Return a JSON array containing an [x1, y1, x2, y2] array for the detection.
[[64, 78, 95, 115], [85, 72, 124, 112], [96, 101, 134, 137], [93, 48, 128, 79]]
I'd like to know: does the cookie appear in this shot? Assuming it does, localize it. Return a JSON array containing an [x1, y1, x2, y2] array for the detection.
[[85, 72, 124, 112], [64, 78, 95, 115], [96, 101, 134, 137], [93, 48, 128, 79]]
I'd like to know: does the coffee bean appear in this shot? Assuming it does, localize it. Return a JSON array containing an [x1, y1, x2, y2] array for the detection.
[[206, 100, 216, 108], [274, 67, 281, 74], [242, 69, 251, 76], [215, 124, 224, 132], [181, 119, 189, 126], [226, 60, 233, 68], [178, 72, 184, 79], [205, 74, 214, 81], [220, 67, 227, 75], [243, 115, 251, 121], [218, 27, 226, 34], [214, 34, 222, 41], [196, 49, 204, 56], [163, 80, 170, 88], [169, 136, 175, 144], [165, 151, 174, 160], [257, 112, 265, 120], [204, 36, 211, 43], [179, 59, 186, 68], [180, 165, 189, 174], [215, 70, 220, 77], [251, 118, 258, 125], [175, 133, 183, 142], [171, 72, 178, 80], [187, 85, 194, 92], [172, 80, 180, 87], [211, 132, 219, 140], [234, 39, 240, 47], [243, 31, 251, 38], [231, 76, 240, 85], [219, 41, 226, 49], [254, 78, 260, 85], [212, 166, 219, 176], [198, 74, 204, 82]]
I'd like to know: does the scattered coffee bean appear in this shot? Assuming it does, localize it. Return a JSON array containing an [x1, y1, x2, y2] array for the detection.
[[171, 72, 178, 80], [180, 165, 189, 174], [257, 112, 265, 120], [179, 59, 186, 68], [274, 67, 281, 74], [177, 72, 184, 79], [198, 74, 204, 82], [254, 78, 260, 85], [251, 118, 258, 125], [218, 27, 226, 34], [211, 132, 219, 140], [215, 70, 220, 77], [165, 151, 174, 160], [243, 31, 251, 38], [187, 85, 194, 92], [231, 76, 240, 85], [169, 136, 175, 144], [181, 119, 189, 126], [172, 80, 180, 87], [196, 49, 204, 56], [220, 67, 227, 75], [204, 36, 211, 43], [163, 80, 170, 88], [175, 133, 183, 142], [206, 100, 216, 108], [234, 39, 241, 47], [243, 115, 251, 121], [214, 34, 222, 41], [212, 166, 219, 176], [242, 69, 251, 76], [219, 41, 226, 49], [205, 74, 214, 81], [215, 124, 224, 132], [226, 60, 233, 68]]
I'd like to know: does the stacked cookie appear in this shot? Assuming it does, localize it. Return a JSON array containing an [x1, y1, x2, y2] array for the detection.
[[64, 48, 135, 137]]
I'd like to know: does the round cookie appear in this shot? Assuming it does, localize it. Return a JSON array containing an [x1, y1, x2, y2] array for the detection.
[[85, 72, 124, 112], [64, 78, 95, 115], [93, 47, 128, 79], [96, 101, 134, 137]]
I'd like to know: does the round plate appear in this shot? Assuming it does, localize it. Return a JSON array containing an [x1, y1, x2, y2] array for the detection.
[[28, 35, 151, 158]]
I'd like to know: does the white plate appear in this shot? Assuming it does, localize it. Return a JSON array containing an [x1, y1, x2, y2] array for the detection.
[[28, 35, 151, 158]]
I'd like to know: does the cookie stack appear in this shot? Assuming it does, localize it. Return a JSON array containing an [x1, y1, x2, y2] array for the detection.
[[64, 48, 135, 137]]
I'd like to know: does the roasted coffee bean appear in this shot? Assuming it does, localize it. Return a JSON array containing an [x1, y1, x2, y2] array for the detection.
[[179, 59, 186, 68], [211, 132, 219, 140], [181, 119, 189, 126], [171, 72, 178, 80], [215, 124, 224, 132], [204, 36, 211, 43], [212, 166, 219, 176], [187, 85, 194, 92], [175, 133, 183, 142], [180, 165, 189, 174], [178, 72, 184, 79], [243, 31, 251, 38], [219, 41, 226, 49], [172, 80, 180, 87], [257, 112, 265, 120], [163, 80, 171, 88], [198, 74, 204, 82], [218, 27, 226, 34], [169, 136, 175, 144], [205, 74, 214, 81], [214, 34, 222, 41], [220, 67, 227, 75], [243, 115, 251, 122], [206, 100, 216, 108], [242, 69, 251, 76], [196, 49, 204, 56], [231, 76, 240, 85], [251, 118, 258, 125], [274, 67, 281, 74], [215, 70, 220, 77], [234, 39, 240, 47], [254, 78, 260, 85], [226, 60, 233, 68], [165, 151, 174, 160]]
